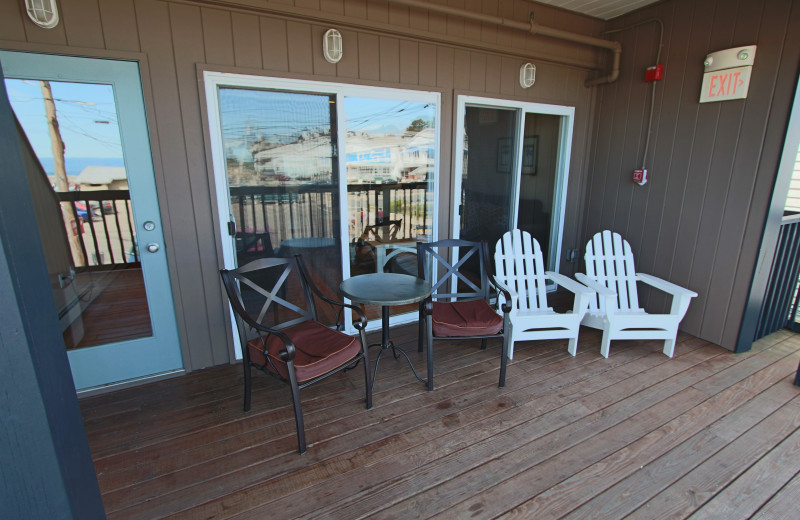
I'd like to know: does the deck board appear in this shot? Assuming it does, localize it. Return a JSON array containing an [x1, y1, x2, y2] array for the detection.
[[78, 326, 800, 519]]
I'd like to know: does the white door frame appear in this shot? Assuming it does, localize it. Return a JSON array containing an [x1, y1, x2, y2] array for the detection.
[[203, 72, 441, 356], [452, 95, 575, 273]]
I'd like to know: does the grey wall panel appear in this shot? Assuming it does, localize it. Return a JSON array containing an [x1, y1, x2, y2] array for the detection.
[[202, 9, 235, 66], [586, 0, 800, 350], [99, 0, 141, 52], [0, 0, 620, 371]]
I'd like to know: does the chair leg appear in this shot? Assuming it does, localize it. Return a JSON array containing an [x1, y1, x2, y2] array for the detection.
[[362, 350, 373, 410], [287, 369, 306, 454], [418, 307, 425, 353], [600, 329, 611, 358], [663, 335, 677, 358], [567, 337, 578, 357], [480, 338, 488, 350], [427, 319, 435, 391], [499, 337, 509, 388], [243, 363, 252, 412]]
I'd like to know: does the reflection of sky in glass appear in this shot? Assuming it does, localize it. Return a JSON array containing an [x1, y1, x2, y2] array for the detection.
[[345, 97, 434, 135], [5, 79, 122, 159], [219, 88, 332, 161]]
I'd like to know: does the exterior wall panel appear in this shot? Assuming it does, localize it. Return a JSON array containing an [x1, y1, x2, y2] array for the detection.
[[1, 0, 606, 370], [586, 0, 800, 350]]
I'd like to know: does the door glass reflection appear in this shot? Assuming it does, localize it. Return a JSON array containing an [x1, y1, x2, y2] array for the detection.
[[6, 78, 152, 349]]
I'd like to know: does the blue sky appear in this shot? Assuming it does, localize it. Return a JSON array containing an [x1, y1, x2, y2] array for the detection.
[[5, 79, 123, 159]]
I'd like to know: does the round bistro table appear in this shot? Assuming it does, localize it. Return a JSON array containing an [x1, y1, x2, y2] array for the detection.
[[340, 273, 431, 389]]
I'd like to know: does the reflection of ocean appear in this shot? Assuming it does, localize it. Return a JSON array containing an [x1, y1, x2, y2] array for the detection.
[[39, 157, 125, 176]]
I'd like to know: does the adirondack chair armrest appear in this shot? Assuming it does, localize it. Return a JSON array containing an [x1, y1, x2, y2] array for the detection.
[[574, 273, 616, 296], [636, 273, 698, 298], [575, 272, 618, 315], [546, 272, 593, 296], [547, 272, 593, 316]]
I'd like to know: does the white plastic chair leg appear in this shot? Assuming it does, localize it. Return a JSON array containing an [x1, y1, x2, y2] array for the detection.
[[567, 337, 578, 356], [663, 336, 676, 358], [600, 330, 611, 358]]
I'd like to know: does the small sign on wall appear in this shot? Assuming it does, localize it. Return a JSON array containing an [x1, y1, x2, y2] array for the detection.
[[699, 46, 756, 104], [700, 66, 751, 103]]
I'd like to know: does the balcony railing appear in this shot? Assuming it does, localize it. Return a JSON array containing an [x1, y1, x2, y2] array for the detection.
[[57, 182, 432, 272], [755, 211, 800, 339], [57, 190, 138, 272]]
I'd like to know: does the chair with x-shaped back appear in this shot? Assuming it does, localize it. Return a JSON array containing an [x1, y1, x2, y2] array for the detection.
[[220, 255, 372, 454]]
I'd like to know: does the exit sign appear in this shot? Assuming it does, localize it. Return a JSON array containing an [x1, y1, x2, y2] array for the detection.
[[700, 65, 752, 103]]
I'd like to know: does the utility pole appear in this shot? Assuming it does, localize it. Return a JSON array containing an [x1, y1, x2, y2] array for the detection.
[[41, 80, 85, 266]]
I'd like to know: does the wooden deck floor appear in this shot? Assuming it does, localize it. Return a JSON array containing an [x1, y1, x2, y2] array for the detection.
[[79, 325, 800, 519]]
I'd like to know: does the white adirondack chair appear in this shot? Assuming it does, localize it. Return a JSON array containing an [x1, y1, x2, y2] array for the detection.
[[575, 230, 698, 358], [494, 229, 593, 358]]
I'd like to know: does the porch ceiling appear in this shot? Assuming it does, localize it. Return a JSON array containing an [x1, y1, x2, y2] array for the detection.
[[533, 0, 662, 20]]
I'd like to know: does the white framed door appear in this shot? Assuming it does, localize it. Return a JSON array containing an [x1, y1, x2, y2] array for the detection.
[[1, 51, 182, 391], [203, 72, 440, 354], [453, 96, 574, 275]]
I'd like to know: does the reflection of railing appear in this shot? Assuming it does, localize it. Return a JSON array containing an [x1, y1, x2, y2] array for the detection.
[[57, 190, 138, 271], [755, 212, 800, 339], [230, 181, 432, 252]]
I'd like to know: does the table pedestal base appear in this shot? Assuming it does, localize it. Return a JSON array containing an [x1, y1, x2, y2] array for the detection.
[[370, 306, 426, 391]]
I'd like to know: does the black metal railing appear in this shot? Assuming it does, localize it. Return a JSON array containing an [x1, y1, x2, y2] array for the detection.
[[57, 190, 138, 272], [755, 211, 800, 339], [229, 181, 432, 248], [56, 182, 432, 272]]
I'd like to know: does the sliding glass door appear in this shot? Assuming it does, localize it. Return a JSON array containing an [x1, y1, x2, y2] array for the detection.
[[454, 96, 574, 277], [205, 73, 438, 347]]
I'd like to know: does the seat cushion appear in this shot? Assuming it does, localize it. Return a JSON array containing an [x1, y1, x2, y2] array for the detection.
[[432, 299, 503, 337], [247, 321, 362, 383]]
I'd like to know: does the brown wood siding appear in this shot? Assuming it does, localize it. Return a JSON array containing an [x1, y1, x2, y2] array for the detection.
[[585, 0, 800, 350], [0, 0, 608, 372]]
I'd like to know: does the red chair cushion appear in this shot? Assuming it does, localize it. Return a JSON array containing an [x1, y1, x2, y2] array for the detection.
[[247, 321, 362, 383], [432, 299, 503, 337]]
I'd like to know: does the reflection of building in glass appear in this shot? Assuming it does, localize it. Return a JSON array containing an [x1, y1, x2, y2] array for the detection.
[[346, 128, 434, 184], [246, 128, 434, 185], [250, 131, 334, 184]]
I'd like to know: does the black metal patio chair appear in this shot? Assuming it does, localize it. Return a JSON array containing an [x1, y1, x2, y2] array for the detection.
[[416, 239, 512, 391], [220, 255, 372, 454]]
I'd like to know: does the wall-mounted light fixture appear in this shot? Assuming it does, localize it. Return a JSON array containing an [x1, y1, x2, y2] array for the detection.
[[25, 0, 60, 29], [323, 29, 343, 64], [519, 62, 536, 88]]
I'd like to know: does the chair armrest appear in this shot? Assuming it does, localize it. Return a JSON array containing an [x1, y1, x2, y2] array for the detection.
[[244, 321, 297, 361], [574, 273, 616, 296], [546, 272, 594, 297], [488, 274, 513, 314], [636, 273, 698, 298]]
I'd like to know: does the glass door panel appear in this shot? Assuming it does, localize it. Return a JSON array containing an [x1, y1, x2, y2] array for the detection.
[[1, 51, 182, 390], [518, 112, 562, 266], [217, 87, 342, 326], [458, 106, 517, 278], [454, 96, 574, 279], [344, 97, 436, 318]]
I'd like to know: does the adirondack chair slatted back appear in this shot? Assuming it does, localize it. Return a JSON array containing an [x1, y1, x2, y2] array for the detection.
[[494, 229, 551, 312], [417, 239, 490, 302], [584, 230, 642, 313]]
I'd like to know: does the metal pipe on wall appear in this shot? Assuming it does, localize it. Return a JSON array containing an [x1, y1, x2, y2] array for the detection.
[[386, 0, 622, 87]]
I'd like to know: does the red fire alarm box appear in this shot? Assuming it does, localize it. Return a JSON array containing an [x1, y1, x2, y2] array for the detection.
[[633, 169, 648, 186], [645, 65, 664, 82]]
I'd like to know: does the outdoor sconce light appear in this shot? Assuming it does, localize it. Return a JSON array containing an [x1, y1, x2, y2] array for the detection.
[[323, 29, 343, 64], [520, 62, 536, 88], [25, 0, 60, 29]]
